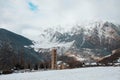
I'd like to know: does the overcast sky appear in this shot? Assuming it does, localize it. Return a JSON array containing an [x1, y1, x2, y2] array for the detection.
[[0, 0, 120, 40]]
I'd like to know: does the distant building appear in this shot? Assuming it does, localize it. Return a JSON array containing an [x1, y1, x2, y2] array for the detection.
[[57, 61, 69, 69]]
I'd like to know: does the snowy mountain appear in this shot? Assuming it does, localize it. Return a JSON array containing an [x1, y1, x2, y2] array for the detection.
[[34, 21, 120, 57]]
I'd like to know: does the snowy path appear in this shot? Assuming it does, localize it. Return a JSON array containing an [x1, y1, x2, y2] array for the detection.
[[0, 67, 120, 80]]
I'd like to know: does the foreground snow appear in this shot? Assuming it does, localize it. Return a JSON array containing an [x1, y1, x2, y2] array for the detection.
[[0, 67, 120, 80]]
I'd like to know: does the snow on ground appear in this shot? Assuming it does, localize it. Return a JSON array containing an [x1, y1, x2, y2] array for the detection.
[[0, 67, 120, 80]]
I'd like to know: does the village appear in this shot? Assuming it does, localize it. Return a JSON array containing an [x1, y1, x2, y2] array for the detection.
[[0, 47, 120, 75], [49, 48, 120, 70]]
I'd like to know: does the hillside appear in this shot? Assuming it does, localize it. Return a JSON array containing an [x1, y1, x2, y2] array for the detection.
[[0, 28, 41, 70]]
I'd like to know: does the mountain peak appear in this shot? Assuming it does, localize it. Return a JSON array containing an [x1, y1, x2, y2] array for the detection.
[[33, 21, 120, 56]]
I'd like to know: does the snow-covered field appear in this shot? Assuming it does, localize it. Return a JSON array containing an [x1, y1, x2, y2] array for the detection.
[[0, 67, 120, 80]]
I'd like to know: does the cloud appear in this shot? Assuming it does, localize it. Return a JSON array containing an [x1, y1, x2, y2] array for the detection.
[[0, 0, 120, 40], [22, 28, 41, 40]]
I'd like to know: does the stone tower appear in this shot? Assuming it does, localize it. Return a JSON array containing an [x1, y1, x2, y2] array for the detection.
[[51, 49, 57, 69]]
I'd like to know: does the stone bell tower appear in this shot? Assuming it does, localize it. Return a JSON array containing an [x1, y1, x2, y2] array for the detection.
[[51, 49, 57, 69]]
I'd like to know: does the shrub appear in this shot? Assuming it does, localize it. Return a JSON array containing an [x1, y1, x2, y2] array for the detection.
[[2, 70, 13, 74]]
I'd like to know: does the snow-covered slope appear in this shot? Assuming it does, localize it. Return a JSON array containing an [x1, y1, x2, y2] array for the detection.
[[33, 27, 73, 49], [0, 67, 119, 80]]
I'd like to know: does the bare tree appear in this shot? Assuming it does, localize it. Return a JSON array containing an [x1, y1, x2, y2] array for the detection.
[[0, 41, 15, 70]]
